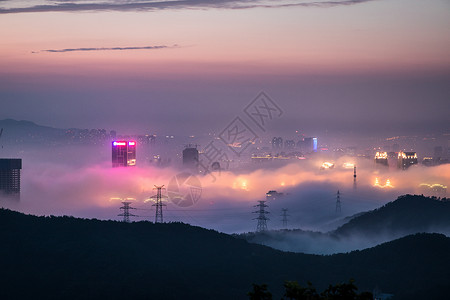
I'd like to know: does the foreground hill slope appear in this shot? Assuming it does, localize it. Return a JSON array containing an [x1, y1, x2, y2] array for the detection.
[[240, 195, 450, 254], [0, 208, 449, 299]]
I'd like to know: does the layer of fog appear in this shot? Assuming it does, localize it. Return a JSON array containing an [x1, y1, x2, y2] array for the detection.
[[1, 144, 448, 254]]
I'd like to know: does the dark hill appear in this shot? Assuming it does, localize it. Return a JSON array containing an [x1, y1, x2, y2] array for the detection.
[[334, 194, 450, 237], [1, 208, 449, 299]]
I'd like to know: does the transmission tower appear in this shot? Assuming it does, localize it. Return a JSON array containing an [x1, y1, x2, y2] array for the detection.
[[151, 185, 167, 223], [336, 190, 342, 214], [253, 200, 269, 232], [353, 165, 357, 190], [281, 208, 289, 229], [118, 201, 137, 223]]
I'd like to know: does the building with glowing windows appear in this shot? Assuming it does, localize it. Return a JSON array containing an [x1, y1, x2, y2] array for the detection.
[[112, 141, 136, 167], [374, 152, 389, 166], [0, 158, 22, 197], [397, 151, 418, 170]]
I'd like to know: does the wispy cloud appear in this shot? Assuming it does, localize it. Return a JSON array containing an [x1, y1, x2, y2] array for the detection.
[[0, 0, 377, 14], [33, 45, 176, 54]]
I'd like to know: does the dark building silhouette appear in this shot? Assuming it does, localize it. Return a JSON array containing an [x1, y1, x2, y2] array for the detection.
[[0, 158, 22, 197], [284, 139, 295, 150], [183, 146, 199, 168], [398, 151, 418, 169], [112, 141, 136, 167], [392, 143, 400, 152], [434, 146, 443, 161], [272, 137, 283, 149], [297, 137, 317, 153]]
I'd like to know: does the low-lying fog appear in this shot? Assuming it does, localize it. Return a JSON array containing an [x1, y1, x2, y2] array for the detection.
[[1, 144, 448, 254]]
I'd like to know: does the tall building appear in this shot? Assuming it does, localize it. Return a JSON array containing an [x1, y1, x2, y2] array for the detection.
[[271, 137, 283, 149], [0, 158, 22, 197], [297, 137, 318, 153], [398, 151, 418, 170], [112, 141, 136, 167], [374, 152, 388, 166], [183, 146, 199, 168], [284, 140, 295, 150]]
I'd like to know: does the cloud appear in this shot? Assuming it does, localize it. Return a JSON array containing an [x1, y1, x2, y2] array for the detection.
[[33, 45, 175, 54], [0, 0, 377, 14]]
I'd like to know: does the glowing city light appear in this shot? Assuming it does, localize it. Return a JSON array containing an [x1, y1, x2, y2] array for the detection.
[[398, 151, 418, 159], [128, 141, 136, 146], [342, 162, 355, 169], [321, 162, 334, 169], [113, 141, 127, 146], [374, 178, 394, 188], [419, 183, 448, 189], [375, 152, 388, 159]]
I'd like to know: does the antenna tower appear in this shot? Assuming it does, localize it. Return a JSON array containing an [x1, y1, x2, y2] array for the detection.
[[118, 201, 137, 223], [353, 165, 357, 189], [281, 208, 289, 229], [152, 185, 167, 223], [336, 190, 342, 214], [253, 200, 269, 232]]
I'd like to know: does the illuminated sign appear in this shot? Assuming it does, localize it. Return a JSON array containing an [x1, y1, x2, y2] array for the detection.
[[113, 141, 127, 146], [128, 141, 136, 146]]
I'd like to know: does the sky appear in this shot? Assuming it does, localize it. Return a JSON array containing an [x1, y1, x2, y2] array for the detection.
[[0, 0, 449, 136]]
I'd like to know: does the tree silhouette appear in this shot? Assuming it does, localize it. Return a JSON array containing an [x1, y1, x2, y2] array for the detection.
[[284, 281, 320, 300], [248, 283, 272, 300]]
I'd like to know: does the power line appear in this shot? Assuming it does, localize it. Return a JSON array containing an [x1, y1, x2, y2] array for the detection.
[[253, 200, 269, 232], [336, 190, 342, 214], [280, 208, 289, 229], [118, 201, 137, 223], [151, 185, 167, 223]]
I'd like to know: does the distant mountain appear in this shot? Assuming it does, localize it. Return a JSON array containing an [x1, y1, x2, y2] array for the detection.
[[333, 194, 450, 238], [1, 208, 449, 299], [0, 119, 64, 144]]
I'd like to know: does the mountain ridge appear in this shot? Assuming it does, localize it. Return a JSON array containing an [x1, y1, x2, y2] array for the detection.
[[1, 206, 449, 299]]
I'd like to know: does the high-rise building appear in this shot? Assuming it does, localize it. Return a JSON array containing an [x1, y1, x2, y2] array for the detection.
[[284, 140, 295, 150], [183, 146, 199, 168], [112, 141, 136, 167], [0, 158, 22, 197], [398, 151, 418, 170], [374, 152, 388, 166], [272, 137, 283, 149], [297, 137, 318, 153]]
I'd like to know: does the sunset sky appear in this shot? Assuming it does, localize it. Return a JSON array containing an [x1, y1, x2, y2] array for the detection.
[[1, 0, 449, 135]]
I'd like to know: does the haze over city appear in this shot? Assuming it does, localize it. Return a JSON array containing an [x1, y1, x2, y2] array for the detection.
[[1, 1, 450, 299]]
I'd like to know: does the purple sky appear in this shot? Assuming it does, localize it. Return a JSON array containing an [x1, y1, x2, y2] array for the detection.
[[0, 0, 449, 136]]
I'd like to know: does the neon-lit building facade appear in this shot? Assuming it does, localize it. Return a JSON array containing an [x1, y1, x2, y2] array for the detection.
[[112, 141, 136, 167], [398, 151, 418, 170], [0, 158, 22, 197]]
